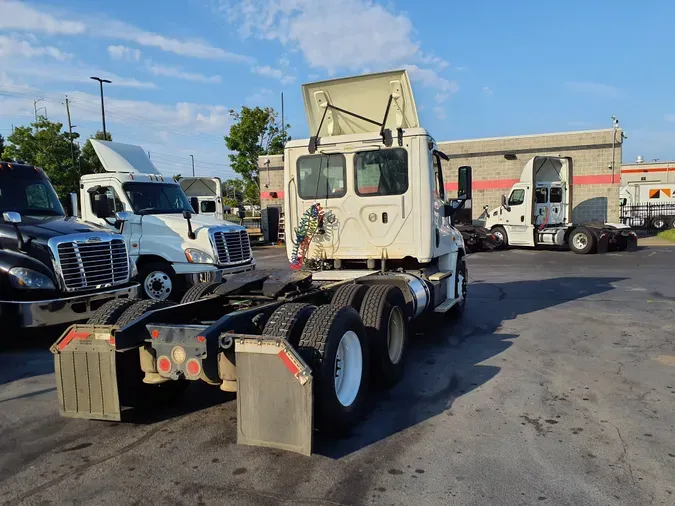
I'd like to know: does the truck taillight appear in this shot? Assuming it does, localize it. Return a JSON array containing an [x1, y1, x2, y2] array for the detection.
[[157, 356, 172, 374], [186, 359, 201, 378]]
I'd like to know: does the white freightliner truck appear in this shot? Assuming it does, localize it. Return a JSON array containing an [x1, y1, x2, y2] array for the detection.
[[50, 70, 473, 456], [483, 156, 637, 254], [78, 140, 255, 300]]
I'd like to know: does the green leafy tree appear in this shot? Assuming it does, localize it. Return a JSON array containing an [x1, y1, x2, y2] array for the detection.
[[0, 133, 5, 161], [224, 106, 290, 205], [79, 130, 112, 175], [3, 117, 81, 199]]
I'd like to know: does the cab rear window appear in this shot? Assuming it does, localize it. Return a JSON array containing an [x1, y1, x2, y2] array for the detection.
[[354, 148, 408, 196], [297, 154, 346, 199]]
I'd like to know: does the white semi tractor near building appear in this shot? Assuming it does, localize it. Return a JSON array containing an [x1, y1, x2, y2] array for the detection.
[[50, 69, 476, 455]]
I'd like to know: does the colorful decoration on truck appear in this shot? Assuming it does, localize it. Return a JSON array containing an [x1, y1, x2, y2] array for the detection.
[[290, 203, 324, 270]]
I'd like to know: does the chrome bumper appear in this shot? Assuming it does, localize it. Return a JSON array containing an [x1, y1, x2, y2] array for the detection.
[[0, 284, 140, 328], [185, 259, 256, 285]]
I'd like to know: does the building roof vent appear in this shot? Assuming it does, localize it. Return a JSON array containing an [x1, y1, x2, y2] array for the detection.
[[636, 155, 644, 164]]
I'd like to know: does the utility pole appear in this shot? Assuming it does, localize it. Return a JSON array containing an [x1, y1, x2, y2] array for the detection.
[[65, 96, 78, 175], [90, 76, 111, 139], [33, 98, 43, 122], [190, 154, 195, 176]]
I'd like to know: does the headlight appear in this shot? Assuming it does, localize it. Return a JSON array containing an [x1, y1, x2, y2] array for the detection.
[[8, 267, 56, 290], [185, 248, 214, 264]]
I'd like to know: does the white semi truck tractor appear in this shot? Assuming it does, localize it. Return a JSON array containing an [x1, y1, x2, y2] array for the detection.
[[50, 69, 474, 456], [484, 156, 638, 254]]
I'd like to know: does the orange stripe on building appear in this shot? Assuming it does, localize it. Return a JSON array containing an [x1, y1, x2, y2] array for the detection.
[[621, 167, 669, 174], [261, 191, 285, 199]]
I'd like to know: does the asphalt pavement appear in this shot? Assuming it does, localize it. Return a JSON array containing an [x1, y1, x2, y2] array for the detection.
[[1, 245, 674, 506]]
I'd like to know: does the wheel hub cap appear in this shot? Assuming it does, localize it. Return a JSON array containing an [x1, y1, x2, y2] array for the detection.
[[334, 330, 363, 407], [145, 271, 172, 300], [387, 306, 405, 364]]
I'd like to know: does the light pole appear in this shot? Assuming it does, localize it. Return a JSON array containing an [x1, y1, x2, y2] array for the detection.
[[190, 154, 195, 176], [90, 76, 111, 139]]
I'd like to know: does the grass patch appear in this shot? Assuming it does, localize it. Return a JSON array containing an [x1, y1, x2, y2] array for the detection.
[[657, 230, 675, 242]]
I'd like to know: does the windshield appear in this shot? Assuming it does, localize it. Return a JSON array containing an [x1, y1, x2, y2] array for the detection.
[[123, 182, 193, 215], [0, 176, 65, 216]]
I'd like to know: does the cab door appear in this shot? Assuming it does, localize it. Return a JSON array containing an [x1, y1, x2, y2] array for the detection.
[[501, 184, 534, 246]]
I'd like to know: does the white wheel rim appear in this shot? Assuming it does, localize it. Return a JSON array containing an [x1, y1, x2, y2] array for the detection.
[[334, 330, 363, 407], [144, 271, 172, 300], [573, 233, 587, 250], [387, 306, 405, 365], [493, 231, 504, 242], [654, 219, 664, 228]]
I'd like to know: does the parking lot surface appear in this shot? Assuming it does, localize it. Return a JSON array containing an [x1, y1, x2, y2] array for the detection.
[[1, 245, 674, 505]]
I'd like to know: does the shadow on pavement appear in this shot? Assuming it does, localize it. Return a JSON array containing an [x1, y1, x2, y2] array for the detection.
[[315, 276, 626, 459]]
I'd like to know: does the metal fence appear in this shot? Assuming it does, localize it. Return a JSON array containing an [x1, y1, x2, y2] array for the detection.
[[620, 203, 675, 233]]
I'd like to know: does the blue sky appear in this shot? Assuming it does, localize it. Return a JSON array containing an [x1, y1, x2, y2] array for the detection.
[[1, 0, 674, 179]]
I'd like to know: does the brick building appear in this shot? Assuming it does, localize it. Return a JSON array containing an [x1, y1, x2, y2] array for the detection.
[[260, 128, 624, 224]]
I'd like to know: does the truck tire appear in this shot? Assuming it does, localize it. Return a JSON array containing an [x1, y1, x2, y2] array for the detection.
[[87, 298, 140, 325], [331, 283, 368, 311], [297, 305, 369, 434], [262, 303, 317, 346], [569, 227, 595, 254], [491, 226, 509, 248], [670, 217, 675, 230], [138, 261, 177, 301], [116, 299, 177, 328], [359, 285, 408, 388], [652, 216, 667, 231], [449, 254, 468, 319], [180, 282, 221, 304]]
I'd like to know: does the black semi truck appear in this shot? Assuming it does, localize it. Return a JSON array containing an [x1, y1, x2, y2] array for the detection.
[[0, 162, 138, 329]]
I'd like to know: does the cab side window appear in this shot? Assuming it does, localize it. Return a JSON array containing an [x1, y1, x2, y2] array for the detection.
[[433, 154, 445, 200], [508, 189, 525, 206], [90, 186, 125, 215]]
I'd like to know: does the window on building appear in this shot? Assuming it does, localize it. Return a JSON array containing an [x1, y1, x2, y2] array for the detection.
[[508, 189, 525, 206], [297, 154, 346, 199], [535, 187, 548, 204], [355, 148, 408, 196], [550, 187, 563, 203]]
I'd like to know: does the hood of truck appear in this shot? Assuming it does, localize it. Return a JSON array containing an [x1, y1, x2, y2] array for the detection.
[[90, 139, 162, 175], [0, 216, 112, 272], [179, 177, 221, 197], [139, 214, 245, 262], [302, 69, 419, 137]]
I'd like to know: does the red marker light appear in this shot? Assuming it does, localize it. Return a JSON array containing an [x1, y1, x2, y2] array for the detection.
[[197, 335, 205, 342], [157, 356, 172, 373], [186, 359, 201, 377], [151, 329, 160, 339]]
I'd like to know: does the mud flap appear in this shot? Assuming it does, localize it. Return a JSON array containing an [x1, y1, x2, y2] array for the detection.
[[235, 336, 313, 456], [50, 325, 122, 421]]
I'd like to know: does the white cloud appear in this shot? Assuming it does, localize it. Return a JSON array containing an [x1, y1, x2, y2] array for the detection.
[[0, 0, 86, 35], [100, 20, 253, 63], [4, 61, 156, 89], [564, 81, 622, 99], [482, 86, 493, 96], [147, 63, 221, 83], [434, 106, 447, 120], [108, 45, 142, 61], [0, 35, 73, 61], [252, 65, 295, 85], [455, 66, 468, 72], [246, 88, 274, 106], [278, 56, 290, 67], [3, 0, 253, 64], [420, 52, 449, 70], [665, 114, 675, 123], [222, 0, 419, 72], [404, 65, 459, 100]]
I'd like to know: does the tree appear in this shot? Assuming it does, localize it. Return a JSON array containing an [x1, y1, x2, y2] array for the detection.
[[80, 130, 112, 175], [0, 133, 5, 161], [224, 106, 290, 205], [3, 117, 81, 199]]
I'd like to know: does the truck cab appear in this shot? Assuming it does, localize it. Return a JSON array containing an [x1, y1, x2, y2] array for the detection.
[[178, 176, 225, 219], [484, 156, 636, 253], [79, 141, 255, 300], [0, 161, 138, 329]]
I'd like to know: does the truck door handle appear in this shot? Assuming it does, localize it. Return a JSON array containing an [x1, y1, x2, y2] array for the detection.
[[520, 215, 524, 222]]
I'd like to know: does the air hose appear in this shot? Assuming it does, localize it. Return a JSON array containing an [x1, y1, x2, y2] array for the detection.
[[290, 203, 324, 270]]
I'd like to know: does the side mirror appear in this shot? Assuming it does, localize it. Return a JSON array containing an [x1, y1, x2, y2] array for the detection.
[[458, 166, 472, 200], [501, 194, 511, 212], [2, 211, 22, 224], [115, 211, 131, 222], [189, 197, 199, 214], [182, 210, 192, 220], [93, 194, 111, 219]]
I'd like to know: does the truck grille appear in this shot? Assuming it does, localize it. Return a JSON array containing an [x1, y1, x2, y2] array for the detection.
[[55, 238, 129, 292], [212, 230, 252, 265]]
